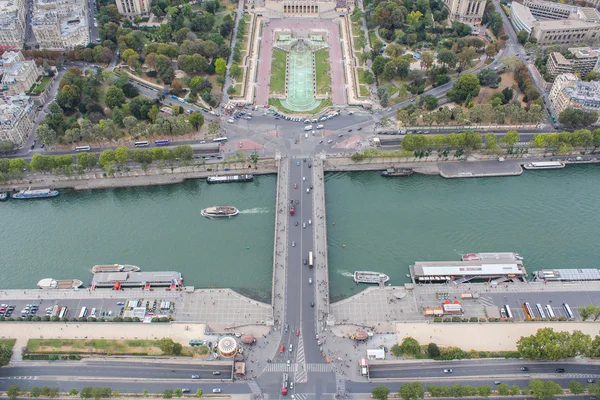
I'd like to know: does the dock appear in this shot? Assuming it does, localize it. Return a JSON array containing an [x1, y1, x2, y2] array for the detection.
[[91, 271, 183, 289], [409, 260, 527, 284]]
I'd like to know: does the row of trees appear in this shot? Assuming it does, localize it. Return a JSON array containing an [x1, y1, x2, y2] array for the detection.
[[532, 128, 600, 154], [372, 379, 585, 400], [397, 101, 544, 128], [517, 328, 600, 360]]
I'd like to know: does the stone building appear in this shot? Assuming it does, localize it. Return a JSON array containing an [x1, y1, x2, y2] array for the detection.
[[0, 51, 41, 96], [0, 95, 34, 146]]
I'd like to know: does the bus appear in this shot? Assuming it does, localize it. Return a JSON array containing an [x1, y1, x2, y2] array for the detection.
[[58, 306, 67, 319], [281, 373, 288, 395], [504, 305, 513, 319], [135, 141, 149, 147], [536, 303, 546, 319], [213, 137, 228, 143], [563, 303, 574, 319], [75, 145, 91, 152], [155, 139, 170, 146], [308, 251, 313, 268], [523, 302, 534, 319], [78, 307, 87, 319], [545, 304, 555, 319]]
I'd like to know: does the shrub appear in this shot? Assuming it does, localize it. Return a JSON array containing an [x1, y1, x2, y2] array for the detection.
[[469, 317, 478, 322]]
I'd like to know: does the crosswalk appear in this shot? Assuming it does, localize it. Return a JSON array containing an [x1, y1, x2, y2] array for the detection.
[[265, 363, 296, 372], [306, 363, 334, 372], [479, 296, 495, 307], [248, 380, 262, 396], [5, 376, 39, 380], [294, 334, 307, 383], [293, 394, 308, 400], [335, 373, 346, 396]]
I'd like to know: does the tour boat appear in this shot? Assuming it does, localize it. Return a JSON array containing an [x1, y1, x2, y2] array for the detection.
[[201, 206, 240, 218], [11, 188, 59, 199], [353, 271, 390, 284]]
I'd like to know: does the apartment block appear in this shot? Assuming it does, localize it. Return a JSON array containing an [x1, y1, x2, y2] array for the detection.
[[115, 0, 150, 18], [548, 72, 600, 123], [0, 51, 41, 97], [0, 0, 27, 49], [32, 0, 89, 50], [0, 95, 34, 146]]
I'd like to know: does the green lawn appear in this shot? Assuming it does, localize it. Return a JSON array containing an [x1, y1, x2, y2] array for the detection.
[[357, 68, 372, 85], [315, 49, 331, 96], [231, 83, 242, 95], [0, 339, 16, 349], [27, 339, 168, 355], [369, 31, 379, 47], [270, 49, 287, 95], [28, 76, 51, 95], [359, 85, 370, 97], [351, 22, 362, 37]]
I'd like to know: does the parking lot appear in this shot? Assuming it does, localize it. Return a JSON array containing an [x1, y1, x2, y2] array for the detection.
[[0, 296, 177, 321]]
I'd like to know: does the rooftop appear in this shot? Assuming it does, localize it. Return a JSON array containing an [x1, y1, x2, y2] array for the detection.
[[577, 7, 600, 21], [524, 0, 578, 13], [569, 46, 600, 59], [412, 260, 525, 277], [534, 18, 598, 30], [511, 2, 537, 27], [551, 52, 571, 65]]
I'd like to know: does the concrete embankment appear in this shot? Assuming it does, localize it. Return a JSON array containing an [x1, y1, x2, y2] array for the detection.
[[0, 162, 277, 192], [438, 160, 523, 178]]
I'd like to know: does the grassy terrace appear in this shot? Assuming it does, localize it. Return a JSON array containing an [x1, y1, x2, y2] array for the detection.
[[270, 49, 287, 95], [27, 76, 51, 95], [269, 98, 332, 115], [360, 85, 370, 97], [0, 339, 16, 349], [315, 49, 331, 95]]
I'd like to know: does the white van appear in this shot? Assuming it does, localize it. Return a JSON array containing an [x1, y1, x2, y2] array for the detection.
[[304, 125, 313, 131], [308, 219, 312, 225], [305, 133, 308, 139], [316, 124, 324, 129]]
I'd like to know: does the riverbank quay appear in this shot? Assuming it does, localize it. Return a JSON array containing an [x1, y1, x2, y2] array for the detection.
[[0, 161, 278, 192], [328, 281, 600, 333], [439, 160, 523, 178]]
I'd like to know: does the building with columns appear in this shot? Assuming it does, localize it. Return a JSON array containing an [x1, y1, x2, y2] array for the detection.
[[443, 0, 486, 24], [115, 0, 151, 19], [263, 0, 350, 16]]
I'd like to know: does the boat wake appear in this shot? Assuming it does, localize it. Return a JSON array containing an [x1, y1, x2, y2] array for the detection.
[[337, 270, 354, 278], [239, 207, 270, 214]]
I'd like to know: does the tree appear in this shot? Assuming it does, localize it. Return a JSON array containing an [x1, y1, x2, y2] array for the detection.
[[477, 69, 501, 87], [30, 387, 42, 397], [195, 389, 203, 397], [163, 389, 173, 399], [487, 11, 503, 36], [189, 112, 204, 130], [372, 56, 388, 76], [372, 385, 390, 400], [399, 337, 420, 356], [424, 95, 438, 110], [502, 130, 520, 146], [36, 124, 58, 145], [437, 49, 456, 69], [174, 388, 183, 398], [497, 383, 509, 396], [447, 73, 480, 103], [172, 145, 194, 161], [517, 29, 529, 45], [478, 385, 492, 397], [457, 47, 476, 71], [568, 380, 584, 394], [589, 382, 600, 397], [215, 58, 226, 75], [105, 86, 126, 109], [510, 385, 521, 396], [397, 59, 410, 79], [427, 342, 440, 357], [7, 385, 20, 400], [99, 149, 116, 168], [115, 146, 130, 165], [57, 84, 81, 112], [0, 345, 12, 366], [159, 338, 183, 355], [398, 382, 424, 400], [528, 379, 563, 399], [420, 52, 434, 70]]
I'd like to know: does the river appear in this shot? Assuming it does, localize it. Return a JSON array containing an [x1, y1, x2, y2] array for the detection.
[[1, 165, 599, 303]]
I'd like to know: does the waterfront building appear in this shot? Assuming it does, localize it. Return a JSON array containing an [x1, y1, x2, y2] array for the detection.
[[32, 0, 89, 50], [546, 47, 600, 79], [115, 0, 151, 19], [0, 0, 27, 49], [91, 270, 183, 288], [0, 95, 34, 146], [409, 259, 527, 284], [549, 72, 600, 124], [531, 19, 600, 46], [0, 51, 41, 97], [443, 0, 486, 24], [510, 2, 536, 34]]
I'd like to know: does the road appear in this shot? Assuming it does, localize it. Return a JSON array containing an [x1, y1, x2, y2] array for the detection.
[[0, 361, 234, 381], [87, 0, 99, 44]]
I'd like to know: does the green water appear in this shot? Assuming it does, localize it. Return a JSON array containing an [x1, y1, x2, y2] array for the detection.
[[2, 166, 599, 303], [325, 165, 600, 302], [0, 177, 276, 302]]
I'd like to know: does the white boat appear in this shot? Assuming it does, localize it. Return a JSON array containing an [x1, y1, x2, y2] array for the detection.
[[201, 206, 239, 218], [462, 252, 523, 261], [37, 278, 83, 290], [92, 264, 140, 274], [353, 271, 390, 284], [523, 161, 565, 170]]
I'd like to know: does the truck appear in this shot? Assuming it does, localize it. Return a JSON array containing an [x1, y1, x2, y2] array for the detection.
[[289, 200, 295, 216], [359, 358, 368, 376], [282, 373, 288, 395], [423, 307, 444, 317]]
